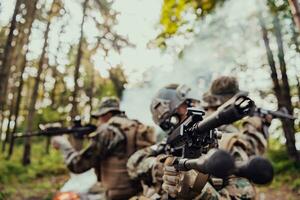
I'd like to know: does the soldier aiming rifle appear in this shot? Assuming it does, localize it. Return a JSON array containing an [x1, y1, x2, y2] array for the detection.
[[13, 116, 96, 138], [127, 84, 274, 200]]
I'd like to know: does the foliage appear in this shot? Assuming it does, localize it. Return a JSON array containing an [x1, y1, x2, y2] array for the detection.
[[267, 0, 290, 13], [0, 142, 67, 199], [267, 139, 300, 191], [0, 0, 129, 162], [109, 65, 127, 99], [156, 0, 226, 48]]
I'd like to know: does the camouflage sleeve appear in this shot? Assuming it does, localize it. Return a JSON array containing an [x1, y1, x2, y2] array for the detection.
[[241, 116, 267, 156], [127, 142, 164, 184], [66, 124, 125, 173]]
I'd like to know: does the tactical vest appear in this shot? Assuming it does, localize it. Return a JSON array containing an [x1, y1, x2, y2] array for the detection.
[[100, 116, 155, 200]]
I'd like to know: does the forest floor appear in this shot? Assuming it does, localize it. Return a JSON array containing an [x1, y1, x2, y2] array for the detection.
[[0, 174, 67, 200], [257, 185, 300, 200], [1, 141, 300, 200], [1, 174, 299, 200]]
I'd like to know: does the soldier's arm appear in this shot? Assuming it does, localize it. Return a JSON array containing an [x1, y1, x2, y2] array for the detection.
[[127, 142, 163, 185], [66, 124, 125, 173]]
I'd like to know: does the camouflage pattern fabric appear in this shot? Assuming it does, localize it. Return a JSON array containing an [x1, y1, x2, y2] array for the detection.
[[66, 121, 126, 173], [127, 140, 229, 200], [241, 117, 268, 156], [61, 113, 155, 200], [127, 118, 264, 200]]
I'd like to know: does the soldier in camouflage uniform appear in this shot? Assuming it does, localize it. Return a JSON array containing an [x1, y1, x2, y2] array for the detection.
[[201, 76, 269, 157], [127, 84, 208, 199], [127, 84, 238, 200], [52, 97, 156, 200], [162, 76, 271, 199]]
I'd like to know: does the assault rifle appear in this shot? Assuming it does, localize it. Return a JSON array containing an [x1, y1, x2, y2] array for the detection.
[[252, 107, 295, 138], [14, 117, 97, 138], [254, 107, 295, 121], [166, 93, 273, 184]]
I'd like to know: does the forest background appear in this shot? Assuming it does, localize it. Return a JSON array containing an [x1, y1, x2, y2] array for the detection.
[[0, 0, 300, 199]]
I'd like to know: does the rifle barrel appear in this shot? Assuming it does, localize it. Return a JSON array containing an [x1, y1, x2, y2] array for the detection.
[[256, 108, 295, 120], [13, 125, 96, 138], [190, 94, 255, 133]]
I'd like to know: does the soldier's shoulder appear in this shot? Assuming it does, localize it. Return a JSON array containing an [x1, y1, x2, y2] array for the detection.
[[88, 122, 122, 139], [108, 115, 139, 127]]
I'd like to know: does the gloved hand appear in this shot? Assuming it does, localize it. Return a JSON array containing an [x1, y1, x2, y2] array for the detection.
[[151, 154, 167, 183], [162, 156, 208, 199], [51, 135, 73, 150], [51, 136, 76, 162]]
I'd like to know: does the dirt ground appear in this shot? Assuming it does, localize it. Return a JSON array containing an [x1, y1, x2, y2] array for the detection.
[[1, 175, 300, 200], [257, 185, 300, 200]]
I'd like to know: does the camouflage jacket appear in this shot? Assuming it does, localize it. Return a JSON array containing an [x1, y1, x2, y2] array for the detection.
[[219, 116, 268, 158], [65, 114, 156, 177]]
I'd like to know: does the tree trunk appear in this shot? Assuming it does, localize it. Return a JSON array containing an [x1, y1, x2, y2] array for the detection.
[[288, 0, 300, 33], [1, 87, 16, 153], [273, 13, 300, 162], [7, 48, 31, 159], [70, 0, 89, 120], [22, 12, 52, 166], [6, 0, 40, 159], [50, 69, 58, 109], [290, 17, 300, 107], [69, 0, 89, 151], [259, 16, 283, 103], [0, 0, 22, 142], [296, 76, 300, 105]]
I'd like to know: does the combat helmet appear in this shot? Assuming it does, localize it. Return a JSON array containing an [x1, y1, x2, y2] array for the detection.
[[202, 76, 247, 108], [91, 96, 121, 118], [150, 84, 198, 131]]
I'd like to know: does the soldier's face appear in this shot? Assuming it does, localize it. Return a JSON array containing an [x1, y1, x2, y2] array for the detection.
[[97, 112, 112, 125], [177, 103, 188, 122]]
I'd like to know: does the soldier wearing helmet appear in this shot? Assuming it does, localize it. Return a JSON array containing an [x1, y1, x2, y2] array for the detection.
[[127, 84, 226, 200], [202, 76, 268, 156], [52, 96, 156, 200], [150, 84, 199, 132], [161, 76, 271, 200]]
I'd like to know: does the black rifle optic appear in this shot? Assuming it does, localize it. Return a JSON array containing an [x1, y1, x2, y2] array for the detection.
[[166, 93, 256, 179], [14, 117, 96, 138], [252, 107, 295, 138]]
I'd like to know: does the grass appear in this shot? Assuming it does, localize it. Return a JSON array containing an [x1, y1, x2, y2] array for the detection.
[[0, 138, 299, 199], [0, 140, 68, 200], [266, 145, 300, 192]]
